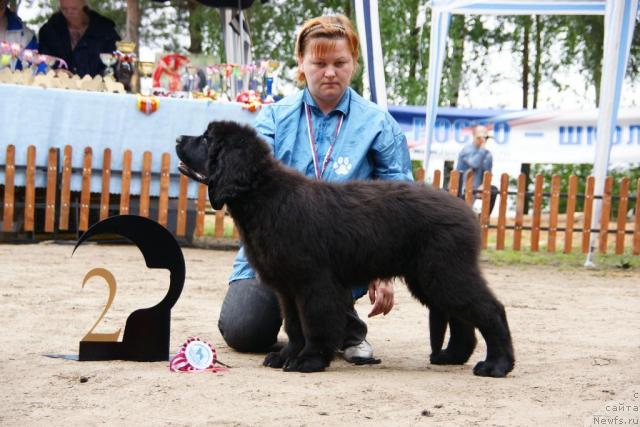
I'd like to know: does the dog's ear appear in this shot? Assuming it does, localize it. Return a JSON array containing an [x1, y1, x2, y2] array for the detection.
[[206, 123, 264, 209], [208, 183, 226, 210], [207, 147, 256, 209]]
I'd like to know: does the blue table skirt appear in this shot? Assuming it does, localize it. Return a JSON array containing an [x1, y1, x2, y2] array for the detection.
[[0, 83, 256, 198]]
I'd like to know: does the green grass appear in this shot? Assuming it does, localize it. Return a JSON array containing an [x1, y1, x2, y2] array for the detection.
[[481, 247, 639, 271], [203, 214, 236, 238], [481, 227, 639, 270]]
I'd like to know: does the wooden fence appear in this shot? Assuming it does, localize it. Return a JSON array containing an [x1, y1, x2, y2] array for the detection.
[[1, 144, 208, 241], [414, 168, 640, 255], [1, 144, 639, 255]]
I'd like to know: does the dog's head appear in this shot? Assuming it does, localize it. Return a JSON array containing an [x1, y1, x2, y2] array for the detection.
[[176, 120, 271, 210]]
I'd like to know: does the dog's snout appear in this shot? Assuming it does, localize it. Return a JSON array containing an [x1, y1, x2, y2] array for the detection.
[[176, 136, 184, 144]]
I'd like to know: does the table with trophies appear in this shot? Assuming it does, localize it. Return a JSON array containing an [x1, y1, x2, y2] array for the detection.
[[0, 40, 282, 198]]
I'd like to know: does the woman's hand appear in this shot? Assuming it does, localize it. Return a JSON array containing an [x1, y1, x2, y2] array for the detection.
[[367, 278, 394, 317]]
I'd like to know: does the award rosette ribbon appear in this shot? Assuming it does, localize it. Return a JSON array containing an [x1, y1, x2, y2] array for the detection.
[[136, 95, 159, 115], [236, 90, 262, 113], [169, 337, 230, 373]]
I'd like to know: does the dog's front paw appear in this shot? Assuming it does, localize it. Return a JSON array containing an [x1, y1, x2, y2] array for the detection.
[[472, 358, 514, 378], [430, 349, 469, 365], [263, 352, 287, 369], [283, 356, 327, 373]]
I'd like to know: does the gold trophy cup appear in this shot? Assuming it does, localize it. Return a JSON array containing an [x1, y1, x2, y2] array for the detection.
[[114, 41, 137, 92], [138, 61, 155, 95]]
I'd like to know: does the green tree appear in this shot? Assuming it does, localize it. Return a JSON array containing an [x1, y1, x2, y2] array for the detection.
[[440, 15, 509, 107], [440, 14, 466, 107], [247, 1, 324, 78], [556, 15, 604, 105], [531, 163, 640, 217], [247, 0, 359, 92], [378, 0, 427, 105]]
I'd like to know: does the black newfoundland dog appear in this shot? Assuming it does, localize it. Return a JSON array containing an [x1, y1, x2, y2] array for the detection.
[[176, 121, 514, 377]]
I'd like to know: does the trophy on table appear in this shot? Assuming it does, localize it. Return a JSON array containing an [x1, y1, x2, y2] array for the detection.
[[263, 60, 279, 103], [1, 41, 21, 72], [138, 61, 155, 95], [185, 64, 199, 98], [20, 49, 35, 73], [114, 41, 137, 92], [40, 53, 66, 75], [0, 41, 12, 70], [1, 30, 25, 71], [100, 53, 117, 79]]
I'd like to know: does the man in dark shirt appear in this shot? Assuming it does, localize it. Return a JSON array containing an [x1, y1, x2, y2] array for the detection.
[[455, 125, 498, 213], [38, 0, 120, 77]]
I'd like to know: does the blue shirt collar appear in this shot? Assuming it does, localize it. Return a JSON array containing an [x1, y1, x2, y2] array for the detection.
[[302, 87, 351, 116]]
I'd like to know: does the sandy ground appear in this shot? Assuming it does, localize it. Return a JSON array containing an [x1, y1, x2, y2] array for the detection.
[[1, 242, 639, 427]]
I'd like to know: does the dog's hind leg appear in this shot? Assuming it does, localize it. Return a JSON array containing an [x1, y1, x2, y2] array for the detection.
[[430, 316, 477, 365], [406, 264, 513, 376], [428, 307, 448, 356], [405, 275, 453, 365], [284, 275, 349, 373], [406, 279, 477, 366], [444, 270, 514, 377], [264, 293, 305, 369], [465, 298, 514, 377], [406, 279, 476, 366]]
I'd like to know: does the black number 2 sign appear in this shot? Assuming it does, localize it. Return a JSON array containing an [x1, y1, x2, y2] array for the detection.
[[73, 215, 185, 362]]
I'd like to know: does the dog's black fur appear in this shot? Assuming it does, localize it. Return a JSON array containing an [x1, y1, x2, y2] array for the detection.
[[176, 121, 515, 377]]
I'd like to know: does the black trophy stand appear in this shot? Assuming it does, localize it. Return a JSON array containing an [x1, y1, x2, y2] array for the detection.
[[73, 215, 185, 361]]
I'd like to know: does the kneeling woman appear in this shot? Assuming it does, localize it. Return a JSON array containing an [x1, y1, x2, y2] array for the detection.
[[217, 13, 413, 362]]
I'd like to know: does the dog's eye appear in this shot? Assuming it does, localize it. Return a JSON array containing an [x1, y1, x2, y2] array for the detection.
[[201, 137, 207, 145]]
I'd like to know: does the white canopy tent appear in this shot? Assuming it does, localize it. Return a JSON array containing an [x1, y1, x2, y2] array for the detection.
[[425, 0, 638, 266], [356, 0, 639, 265], [354, 0, 388, 108]]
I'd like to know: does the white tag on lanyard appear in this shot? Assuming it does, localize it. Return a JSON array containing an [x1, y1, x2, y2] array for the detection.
[[304, 103, 344, 179]]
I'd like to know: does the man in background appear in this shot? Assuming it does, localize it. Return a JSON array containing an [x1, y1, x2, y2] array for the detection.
[[455, 124, 497, 213], [38, 0, 120, 77]]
